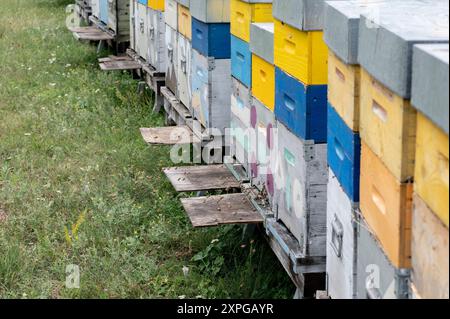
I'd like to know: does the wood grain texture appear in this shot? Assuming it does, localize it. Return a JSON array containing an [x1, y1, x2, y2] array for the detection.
[[163, 165, 241, 192], [99, 60, 141, 70], [360, 69, 417, 182], [181, 194, 263, 227], [356, 215, 399, 299], [73, 28, 114, 41], [140, 126, 199, 145], [414, 113, 449, 227], [135, 3, 149, 60], [191, 50, 231, 133], [108, 0, 131, 41], [327, 52, 361, 131], [148, 8, 166, 73], [412, 193, 449, 299], [360, 142, 413, 269], [275, 122, 328, 257]]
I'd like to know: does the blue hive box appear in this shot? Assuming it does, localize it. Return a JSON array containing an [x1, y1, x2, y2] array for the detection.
[[274, 68, 327, 143], [192, 18, 231, 59], [327, 103, 361, 202], [231, 35, 252, 88], [99, 0, 109, 24]]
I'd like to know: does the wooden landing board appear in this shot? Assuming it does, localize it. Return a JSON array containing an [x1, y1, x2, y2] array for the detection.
[[99, 60, 142, 71], [181, 194, 263, 228], [98, 55, 132, 63], [68, 26, 99, 33], [163, 165, 241, 192], [140, 126, 200, 145], [73, 29, 114, 41]]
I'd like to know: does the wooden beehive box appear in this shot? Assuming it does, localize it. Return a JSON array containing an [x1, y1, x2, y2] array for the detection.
[[326, 169, 358, 299], [148, 7, 166, 72], [360, 142, 413, 269], [274, 122, 328, 257], [164, 24, 178, 96], [356, 215, 410, 299], [191, 49, 231, 133], [230, 0, 273, 43], [107, 0, 131, 43], [411, 193, 449, 299], [176, 32, 192, 110]]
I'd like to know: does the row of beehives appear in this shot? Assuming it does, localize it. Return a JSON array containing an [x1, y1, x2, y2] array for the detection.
[[88, 0, 131, 43], [88, 0, 449, 299]]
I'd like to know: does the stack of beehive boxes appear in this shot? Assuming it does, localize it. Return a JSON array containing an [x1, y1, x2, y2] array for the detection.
[[130, 0, 149, 60], [358, 1, 448, 299], [323, 0, 364, 300], [230, 0, 273, 179], [323, 0, 449, 299], [190, 0, 231, 133], [175, 0, 192, 110], [410, 43, 449, 299], [162, 0, 191, 109], [272, 0, 328, 261], [164, 0, 179, 96], [249, 21, 276, 203], [147, 0, 166, 72]]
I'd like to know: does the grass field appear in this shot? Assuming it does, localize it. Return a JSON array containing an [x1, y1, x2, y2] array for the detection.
[[0, 0, 293, 298]]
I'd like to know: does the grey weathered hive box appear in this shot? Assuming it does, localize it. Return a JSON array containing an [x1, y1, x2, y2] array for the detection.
[[250, 23, 274, 64], [190, 0, 230, 23], [358, 0, 449, 98], [273, 0, 344, 31], [411, 43, 449, 134], [324, 0, 406, 65]]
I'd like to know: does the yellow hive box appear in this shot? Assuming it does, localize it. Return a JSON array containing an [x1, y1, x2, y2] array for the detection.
[[178, 4, 191, 39], [360, 142, 413, 269], [230, 0, 273, 43], [149, 0, 165, 11], [274, 19, 328, 86], [414, 113, 449, 227], [360, 69, 417, 182], [252, 54, 275, 111], [328, 51, 361, 131]]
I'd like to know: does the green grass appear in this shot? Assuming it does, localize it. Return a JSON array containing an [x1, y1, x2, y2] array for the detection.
[[0, 0, 293, 298]]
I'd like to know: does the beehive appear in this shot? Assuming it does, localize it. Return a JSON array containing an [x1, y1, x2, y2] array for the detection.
[[275, 122, 328, 256], [230, 0, 273, 43], [360, 143, 413, 269], [326, 169, 358, 299], [147, 7, 166, 72], [191, 50, 231, 133]]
